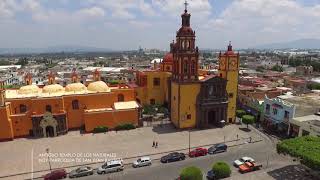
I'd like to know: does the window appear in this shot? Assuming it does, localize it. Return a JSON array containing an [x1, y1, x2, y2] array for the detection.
[[72, 100, 79, 110], [183, 63, 188, 74], [19, 104, 27, 113], [187, 114, 191, 119], [191, 63, 195, 74], [228, 93, 234, 98], [273, 108, 278, 115], [284, 111, 289, 118], [266, 104, 270, 114], [153, 78, 160, 86], [45, 105, 52, 113], [118, 94, 124, 102], [150, 99, 155, 105]]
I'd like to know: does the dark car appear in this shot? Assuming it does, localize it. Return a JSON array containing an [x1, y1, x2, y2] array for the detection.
[[69, 166, 93, 178], [208, 143, 227, 154], [189, 147, 208, 158], [160, 152, 185, 163], [206, 170, 216, 180], [43, 169, 67, 180]]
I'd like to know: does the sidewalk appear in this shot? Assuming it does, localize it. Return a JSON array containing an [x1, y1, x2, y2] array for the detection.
[[0, 124, 261, 179]]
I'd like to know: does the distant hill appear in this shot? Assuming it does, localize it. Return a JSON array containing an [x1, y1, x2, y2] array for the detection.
[[0, 46, 112, 54], [255, 39, 320, 49]]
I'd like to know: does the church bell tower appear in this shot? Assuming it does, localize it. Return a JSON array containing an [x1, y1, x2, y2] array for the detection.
[[172, 0, 199, 82]]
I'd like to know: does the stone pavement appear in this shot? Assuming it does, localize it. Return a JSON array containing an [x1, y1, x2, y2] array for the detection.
[[0, 124, 262, 179]]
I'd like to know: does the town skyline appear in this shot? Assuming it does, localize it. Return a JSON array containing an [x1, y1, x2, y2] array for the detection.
[[1, 0, 320, 50]]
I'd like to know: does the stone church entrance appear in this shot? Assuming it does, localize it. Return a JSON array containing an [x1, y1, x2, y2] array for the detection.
[[45, 126, 55, 137], [32, 112, 67, 138]]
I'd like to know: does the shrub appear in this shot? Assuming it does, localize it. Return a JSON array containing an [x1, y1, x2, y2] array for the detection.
[[212, 161, 231, 179], [93, 126, 108, 133], [180, 166, 203, 180], [242, 115, 255, 129], [236, 110, 246, 118], [115, 123, 136, 131], [277, 136, 320, 171]]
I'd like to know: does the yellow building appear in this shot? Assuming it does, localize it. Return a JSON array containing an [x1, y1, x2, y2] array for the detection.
[[134, 70, 171, 106], [218, 42, 240, 123]]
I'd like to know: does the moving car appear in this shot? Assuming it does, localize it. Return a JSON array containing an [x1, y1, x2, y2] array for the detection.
[[132, 156, 152, 168], [206, 170, 216, 180], [43, 169, 67, 180], [239, 162, 262, 173], [69, 166, 93, 178], [233, 157, 255, 167], [97, 159, 124, 174], [160, 152, 185, 163], [189, 147, 208, 158], [208, 143, 228, 154]]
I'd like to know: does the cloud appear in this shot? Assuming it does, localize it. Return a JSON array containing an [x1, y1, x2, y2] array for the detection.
[[205, 0, 320, 48]]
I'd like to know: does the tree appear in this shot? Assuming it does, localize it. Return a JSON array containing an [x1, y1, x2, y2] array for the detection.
[[271, 64, 283, 72], [212, 161, 231, 179], [236, 110, 246, 118], [180, 166, 203, 180], [277, 136, 320, 171], [242, 115, 255, 129], [256, 66, 265, 72]]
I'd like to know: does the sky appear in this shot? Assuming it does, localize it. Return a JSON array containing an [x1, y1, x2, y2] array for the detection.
[[1, 0, 320, 50]]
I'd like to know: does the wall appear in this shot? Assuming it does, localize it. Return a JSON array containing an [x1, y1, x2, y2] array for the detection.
[[263, 97, 296, 124], [84, 109, 138, 132], [170, 82, 200, 129], [0, 104, 14, 141]]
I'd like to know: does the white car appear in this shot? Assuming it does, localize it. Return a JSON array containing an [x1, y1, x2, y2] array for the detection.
[[97, 159, 124, 174], [233, 157, 255, 167], [132, 156, 152, 168]]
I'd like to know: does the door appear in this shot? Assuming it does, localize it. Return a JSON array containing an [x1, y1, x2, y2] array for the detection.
[[46, 126, 54, 137]]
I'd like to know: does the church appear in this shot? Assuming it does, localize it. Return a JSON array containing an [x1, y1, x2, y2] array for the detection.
[[135, 3, 239, 129]]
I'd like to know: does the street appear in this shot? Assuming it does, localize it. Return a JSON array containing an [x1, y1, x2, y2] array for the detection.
[[72, 138, 293, 180]]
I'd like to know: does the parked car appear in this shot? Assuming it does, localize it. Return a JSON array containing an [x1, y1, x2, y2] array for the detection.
[[97, 159, 124, 174], [160, 152, 185, 163], [132, 156, 152, 168], [206, 169, 216, 180], [69, 166, 93, 178], [233, 157, 255, 167], [239, 162, 262, 173], [208, 143, 227, 154], [189, 147, 208, 158], [43, 169, 67, 180]]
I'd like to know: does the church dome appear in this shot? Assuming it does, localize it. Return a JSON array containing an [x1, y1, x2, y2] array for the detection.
[[65, 83, 87, 92], [87, 81, 110, 92], [163, 53, 173, 63], [18, 85, 40, 94], [43, 84, 64, 94]]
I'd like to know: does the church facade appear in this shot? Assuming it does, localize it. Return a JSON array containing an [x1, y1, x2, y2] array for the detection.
[[136, 4, 240, 129]]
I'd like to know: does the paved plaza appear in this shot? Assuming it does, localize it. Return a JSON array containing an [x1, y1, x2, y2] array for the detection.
[[0, 124, 262, 179]]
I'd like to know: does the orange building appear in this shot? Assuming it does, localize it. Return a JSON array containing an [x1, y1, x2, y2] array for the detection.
[[0, 71, 139, 141]]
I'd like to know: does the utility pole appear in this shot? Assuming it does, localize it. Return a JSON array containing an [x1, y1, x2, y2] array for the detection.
[[46, 148, 52, 171]]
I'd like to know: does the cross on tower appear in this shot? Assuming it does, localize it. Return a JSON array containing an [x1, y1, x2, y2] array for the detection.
[[184, 0, 188, 12]]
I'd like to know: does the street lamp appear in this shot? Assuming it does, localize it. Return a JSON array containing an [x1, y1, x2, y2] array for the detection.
[[46, 148, 52, 171]]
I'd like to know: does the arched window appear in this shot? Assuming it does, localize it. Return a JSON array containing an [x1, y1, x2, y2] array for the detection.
[[19, 104, 27, 113], [72, 100, 79, 110], [118, 94, 124, 102], [45, 105, 52, 113]]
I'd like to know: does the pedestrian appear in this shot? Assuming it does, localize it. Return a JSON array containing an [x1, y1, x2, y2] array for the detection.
[[152, 141, 155, 147], [155, 141, 158, 148]]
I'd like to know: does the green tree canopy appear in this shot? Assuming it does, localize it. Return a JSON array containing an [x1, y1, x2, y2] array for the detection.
[[271, 64, 283, 72], [212, 161, 231, 179], [242, 115, 255, 129], [180, 166, 203, 180], [236, 109, 246, 118], [277, 136, 320, 171]]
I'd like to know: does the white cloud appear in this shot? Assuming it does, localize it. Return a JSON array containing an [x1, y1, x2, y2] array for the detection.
[[205, 0, 320, 48]]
